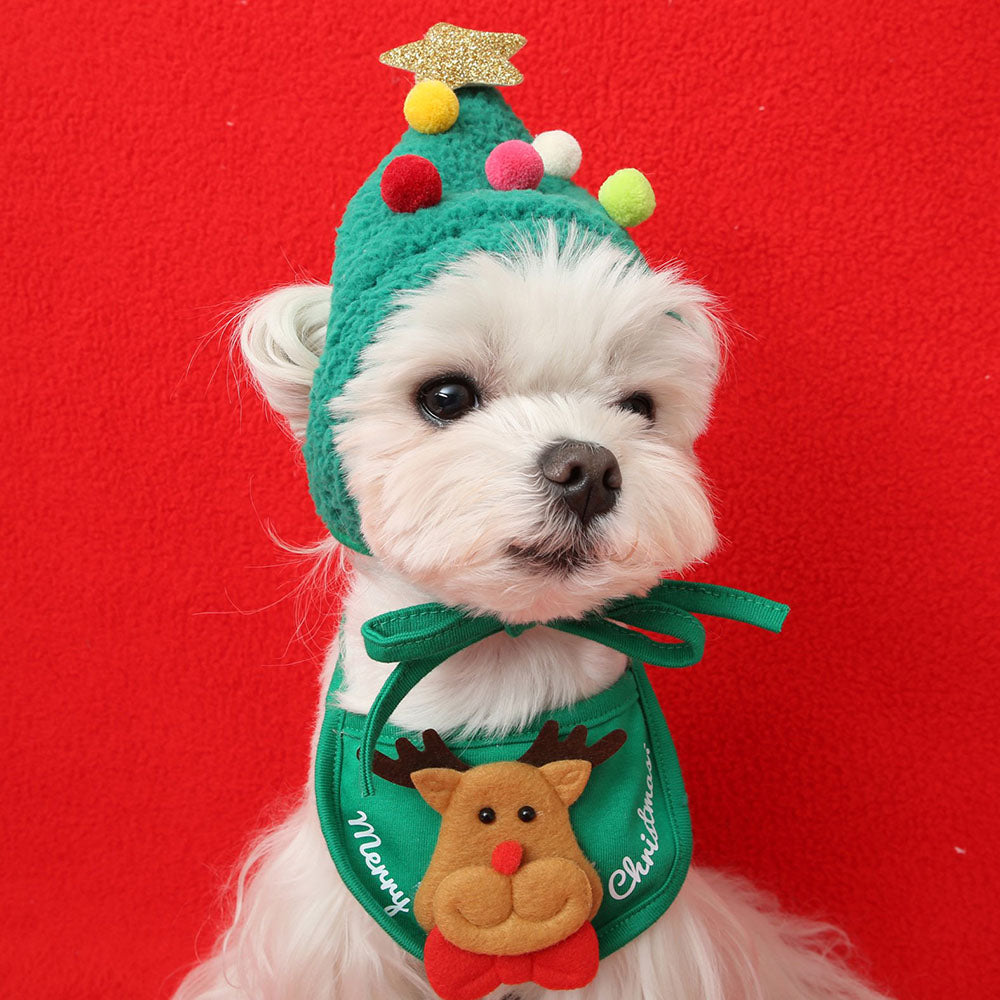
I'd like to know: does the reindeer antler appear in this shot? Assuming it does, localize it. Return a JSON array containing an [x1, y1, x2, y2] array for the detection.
[[518, 720, 626, 769], [372, 729, 470, 788]]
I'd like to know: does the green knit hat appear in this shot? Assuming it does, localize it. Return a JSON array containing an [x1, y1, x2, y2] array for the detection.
[[305, 24, 656, 554]]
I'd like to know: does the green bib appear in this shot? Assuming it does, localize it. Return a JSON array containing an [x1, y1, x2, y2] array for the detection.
[[315, 659, 691, 959], [313, 579, 788, 977]]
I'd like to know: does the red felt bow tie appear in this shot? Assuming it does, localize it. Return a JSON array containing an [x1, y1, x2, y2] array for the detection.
[[424, 921, 600, 1000]]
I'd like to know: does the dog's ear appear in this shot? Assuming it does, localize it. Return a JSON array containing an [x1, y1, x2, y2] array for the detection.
[[657, 280, 726, 447], [236, 283, 331, 442]]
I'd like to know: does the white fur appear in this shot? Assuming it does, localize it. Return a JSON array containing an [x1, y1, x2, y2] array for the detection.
[[237, 283, 331, 441], [174, 233, 893, 999]]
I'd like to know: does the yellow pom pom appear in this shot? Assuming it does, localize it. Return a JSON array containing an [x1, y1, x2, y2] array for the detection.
[[598, 168, 655, 227], [404, 80, 459, 134]]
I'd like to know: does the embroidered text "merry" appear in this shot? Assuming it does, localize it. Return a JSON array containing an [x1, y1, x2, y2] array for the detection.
[[348, 811, 411, 916]]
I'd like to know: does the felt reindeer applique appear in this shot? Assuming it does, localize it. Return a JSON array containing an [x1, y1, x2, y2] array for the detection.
[[373, 721, 627, 1000]]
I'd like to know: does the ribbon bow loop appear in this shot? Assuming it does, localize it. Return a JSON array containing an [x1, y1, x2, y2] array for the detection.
[[355, 580, 788, 796], [554, 597, 706, 668], [362, 603, 502, 663]]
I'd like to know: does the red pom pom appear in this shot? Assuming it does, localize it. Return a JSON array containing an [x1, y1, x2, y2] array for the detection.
[[380, 155, 442, 213]]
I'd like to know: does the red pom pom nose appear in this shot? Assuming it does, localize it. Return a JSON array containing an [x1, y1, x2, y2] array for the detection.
[[491, 840, 523, 875], [380, 154, 442, 213]]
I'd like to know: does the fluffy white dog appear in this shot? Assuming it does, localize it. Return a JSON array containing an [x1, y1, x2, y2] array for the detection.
[[173, 229, 892, 1000]]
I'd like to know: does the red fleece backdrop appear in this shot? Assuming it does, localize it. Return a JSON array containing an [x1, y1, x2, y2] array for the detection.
[[3, 1, 998, 997]]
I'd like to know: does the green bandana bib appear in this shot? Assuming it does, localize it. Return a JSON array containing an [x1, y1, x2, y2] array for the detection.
[[314, 580, 789, 976], [317, 659, 689, 959]]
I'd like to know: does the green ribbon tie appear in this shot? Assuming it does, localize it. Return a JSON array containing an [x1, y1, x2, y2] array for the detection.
[[356, 579, 789, 796]]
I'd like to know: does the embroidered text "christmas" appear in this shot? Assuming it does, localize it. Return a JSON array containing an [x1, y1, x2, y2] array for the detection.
[[608, 743, 659, 900]]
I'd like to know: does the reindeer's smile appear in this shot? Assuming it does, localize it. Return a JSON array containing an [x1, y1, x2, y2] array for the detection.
[[437, 857, 594, 952]]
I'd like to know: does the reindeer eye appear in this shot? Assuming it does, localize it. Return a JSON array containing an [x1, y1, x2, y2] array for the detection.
[[478, 807, 496, 824], [517, 806, 536, 822]]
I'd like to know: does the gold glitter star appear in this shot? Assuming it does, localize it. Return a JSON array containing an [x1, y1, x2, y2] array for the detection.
[[379, 22, 526, 90]]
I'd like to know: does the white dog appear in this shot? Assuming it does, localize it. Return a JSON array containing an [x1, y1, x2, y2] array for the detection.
[[173, 228, 893, 1000]]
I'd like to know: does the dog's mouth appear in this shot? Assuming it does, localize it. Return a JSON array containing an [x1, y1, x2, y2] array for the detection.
[[506, 539, 595, 574]]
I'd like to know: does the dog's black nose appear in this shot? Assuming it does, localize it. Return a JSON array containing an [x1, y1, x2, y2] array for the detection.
[[539, 440, 621, 525]]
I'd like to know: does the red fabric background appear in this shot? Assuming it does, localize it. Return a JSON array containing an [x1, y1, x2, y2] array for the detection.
[[3, 1, 998, 997]]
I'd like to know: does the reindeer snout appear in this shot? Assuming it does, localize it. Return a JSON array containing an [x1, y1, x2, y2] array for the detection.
[[491, 840, 523, 875]]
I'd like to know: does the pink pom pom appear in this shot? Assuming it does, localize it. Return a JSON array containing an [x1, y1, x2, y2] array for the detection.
[[485, 140, 544, 191], [380, 155, 442, 213]]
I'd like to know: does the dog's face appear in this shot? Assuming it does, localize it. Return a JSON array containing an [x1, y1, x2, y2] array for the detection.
[[331, 231, 721, 622]]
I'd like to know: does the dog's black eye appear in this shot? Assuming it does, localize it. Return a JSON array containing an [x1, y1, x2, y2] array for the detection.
[[478, 807, 496, 824], [618, 392, 655, 421], [517, 805, 536, 822], [418, 376, 480, 422]]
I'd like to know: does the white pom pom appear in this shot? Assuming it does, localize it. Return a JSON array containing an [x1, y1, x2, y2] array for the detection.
[[531, 130, 582, 179]]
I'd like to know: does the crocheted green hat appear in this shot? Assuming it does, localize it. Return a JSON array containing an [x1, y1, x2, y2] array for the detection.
[[304, 24, 657, 554]]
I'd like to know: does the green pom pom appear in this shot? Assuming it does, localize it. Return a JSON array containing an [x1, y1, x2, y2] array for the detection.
[[598, 168, 655, 227]]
